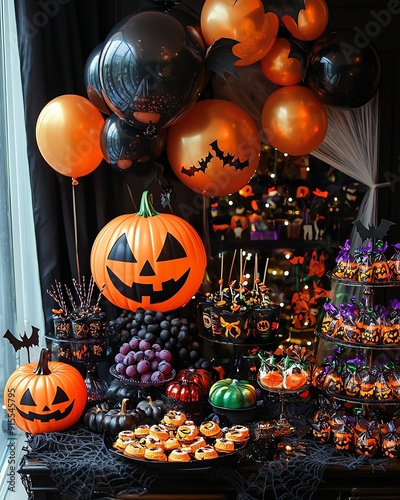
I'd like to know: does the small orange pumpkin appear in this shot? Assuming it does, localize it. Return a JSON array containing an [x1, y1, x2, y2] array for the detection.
[[4, 348, 87, 434], [91, 191, 206, 312]]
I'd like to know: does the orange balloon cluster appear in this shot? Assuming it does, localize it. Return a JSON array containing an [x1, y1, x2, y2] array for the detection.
[[262, 86, 328, 156], [200, 0, 278, 66], [283, 0, 329, 42], [261, 38, 303, 87], [36, 94, 104, 180], [167, 99, 261, 197]]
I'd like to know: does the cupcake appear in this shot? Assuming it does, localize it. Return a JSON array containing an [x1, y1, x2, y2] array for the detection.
[[214, 437, 235, 453], [168, 448, 191, 462], [195, 445, 218, 460], [124, 442, 146, 459], [199, 420, 221, 438], [144, 445, 167, 461]]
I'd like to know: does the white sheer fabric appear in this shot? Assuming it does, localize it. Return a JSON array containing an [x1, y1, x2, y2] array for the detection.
[[0, 4, 44, 497], [311, 92, 388, 248]]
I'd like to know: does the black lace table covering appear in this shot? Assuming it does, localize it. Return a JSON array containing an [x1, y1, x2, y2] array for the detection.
[[18, 424, 398, 500]]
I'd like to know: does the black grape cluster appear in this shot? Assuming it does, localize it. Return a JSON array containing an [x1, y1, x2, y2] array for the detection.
[[107, 308, 212, 371]]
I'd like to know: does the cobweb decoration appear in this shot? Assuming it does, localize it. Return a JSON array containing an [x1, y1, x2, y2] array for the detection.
[[20, 426, 157, 499], [310, 92, 390, 249], [239, 439, 392, 500]]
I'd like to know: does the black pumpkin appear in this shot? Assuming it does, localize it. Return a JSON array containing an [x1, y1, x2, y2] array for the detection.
[[83, 402, 111, 434], [136, 396, 166, 423], [102, 398, 142, 436], [106, 379, 145, 403]]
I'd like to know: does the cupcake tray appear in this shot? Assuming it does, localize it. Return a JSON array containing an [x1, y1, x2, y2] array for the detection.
[[107, 436, 248, 470]]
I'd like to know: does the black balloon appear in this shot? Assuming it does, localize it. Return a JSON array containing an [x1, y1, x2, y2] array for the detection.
[[83, 43, 111, 115], [306, 30, 381, 108], [99, 11, 206, 132], [100, 113, 167, 172]]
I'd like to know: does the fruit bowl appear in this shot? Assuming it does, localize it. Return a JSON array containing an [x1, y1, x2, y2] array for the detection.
[[109, 365, 176, 388]]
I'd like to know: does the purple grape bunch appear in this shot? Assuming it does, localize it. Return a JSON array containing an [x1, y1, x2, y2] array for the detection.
[[114, 337, 174, 384], [110, 308, 211, 374]]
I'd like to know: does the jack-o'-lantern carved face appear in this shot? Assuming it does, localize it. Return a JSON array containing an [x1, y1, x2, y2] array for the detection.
[[17, 385, 74, 423], [361, 326, 380, 344], [382, 325, 399, 344], [358, 263, 373, 282], [373, 261, 391, 281], [106, 232, 191, 304], [334, 429, 353, 450], [382, 438, 400, 458], [322, 371, 342, 394], [91, 191, 206, 312], [342, 262, 358, 280], [356, 436, 377, 457]]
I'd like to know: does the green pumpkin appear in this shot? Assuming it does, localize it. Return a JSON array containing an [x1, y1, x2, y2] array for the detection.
[[209, 378, 256, 409]]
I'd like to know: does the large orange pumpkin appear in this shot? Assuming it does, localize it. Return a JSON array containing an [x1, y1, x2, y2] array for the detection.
[[90, 191, 206, 312], [4, 348, 87, 434]]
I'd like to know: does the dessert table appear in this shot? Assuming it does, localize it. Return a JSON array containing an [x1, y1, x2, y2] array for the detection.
[[19, 423, 400, 500]]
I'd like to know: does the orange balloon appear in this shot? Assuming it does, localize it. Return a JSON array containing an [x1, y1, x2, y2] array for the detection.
[[36, 94, 104, 179], [200, 0, 278, 66], [261, 38, 303, 86], [282, 0, 329, 41], [262, 86, 327, 156], [167, 99, 261, 197]]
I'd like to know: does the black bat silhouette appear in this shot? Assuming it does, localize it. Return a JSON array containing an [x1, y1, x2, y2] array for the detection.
[[352, 219, 395, 242], [181, 140, 249, 177], [4, 326, 40, 363], [205, 38, 240, 79], [261, 0, 305, 20]]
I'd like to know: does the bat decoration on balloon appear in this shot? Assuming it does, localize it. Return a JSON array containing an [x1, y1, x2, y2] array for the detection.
[[352, 219, 395, 243], [180, 139, 249, 177], [288, 38, 311, 79], [260, 0, 306, 20], [4, 326, 40, 363]]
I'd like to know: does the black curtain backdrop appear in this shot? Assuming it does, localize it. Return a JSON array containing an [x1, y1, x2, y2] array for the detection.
[[14, 0, 203, 334]]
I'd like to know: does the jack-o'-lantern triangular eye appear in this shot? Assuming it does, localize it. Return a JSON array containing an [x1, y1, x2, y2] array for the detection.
[[157, 233, 187, 261], [20, 388, 36, 406], [52, 386, 69, 405], [108, 234, 137, 262]]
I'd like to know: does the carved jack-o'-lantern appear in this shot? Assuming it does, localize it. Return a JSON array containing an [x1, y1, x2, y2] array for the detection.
[[322, 370, 343, 395], [373, 261, 391, 282], [333, 425, 353, 450], [358, 262, 373, 282], [91, 191, 206, 312], [382, 434, 400, 458], [382, 323, 399, 344], [342, 262, 358, 280], [355, 431, 378, 457], [4, 348, 87, 434]]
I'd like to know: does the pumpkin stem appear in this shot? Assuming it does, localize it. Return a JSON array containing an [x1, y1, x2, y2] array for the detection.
[[34, 348, 52, 376], [136, 191, 159, 218], [147, 396, 153, 405], [120, 398, 129, 415]]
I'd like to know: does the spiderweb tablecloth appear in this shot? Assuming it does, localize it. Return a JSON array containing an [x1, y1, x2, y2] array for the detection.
[[19, 424, 395, 500]]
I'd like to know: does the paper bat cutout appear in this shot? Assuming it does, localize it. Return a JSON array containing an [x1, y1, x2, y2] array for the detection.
[[4, 326, 40, 363], [205, 38, 240, 79], [260, 0, 305, 20], [352, 219, 395, 242], [288, 38, 311, 80], [181, 139, 249, 177]]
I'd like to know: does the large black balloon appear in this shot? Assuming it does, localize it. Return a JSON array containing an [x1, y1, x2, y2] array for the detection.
[[84, 43, 111, 115], [306, 30, 381, 108], [100, 113, 167, 171], [99, 11, 206, 132]]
